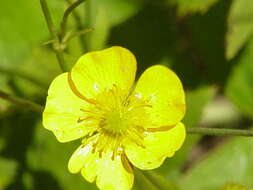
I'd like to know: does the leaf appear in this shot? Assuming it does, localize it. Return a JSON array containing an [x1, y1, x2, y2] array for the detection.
[[226, 0, 253, 59], [87, 6, 110, 51], [0, 157, 18, 189], [180, 136, 253, 190], [168, 0, 219, 16], [85, 0, 142, 51], [0, 0, 64, 66], [92, 0, 143, 26], [225, 38, 253, 119]]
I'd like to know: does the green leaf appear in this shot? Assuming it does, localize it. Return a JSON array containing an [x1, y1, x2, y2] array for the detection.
[[225, 38, 253, 119], [0, 157, 18, 189], [85, 0, 142, 51], [226, 0, 253, 59], [92, 0, 143, 26], [0, 0, 64, 66], [87, 6, 110, 51], [168, 0, 219, 16], [180, 136, 253, 190]]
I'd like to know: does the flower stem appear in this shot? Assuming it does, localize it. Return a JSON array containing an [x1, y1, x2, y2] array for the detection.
[[0, 90, 43, 113], [40, 0, 67, 72], [0, 67, 48, 89], [187, 127, 253, 137], [64, 0, 87, 51], [61, 0, 85, 39], [84, 0, 92, 51]]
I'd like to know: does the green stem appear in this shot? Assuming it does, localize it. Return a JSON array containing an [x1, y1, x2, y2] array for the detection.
[[0, 67, 48, 89], [61, 0, 85, 40], [135, 170, 159, 190], [40, 0, 67, 72], [140, 171, 166, 190], [64, 0, 87, 51], [84, 0, 92, 51], [0, 90, 43, 113], [187, 127, 253, 137]]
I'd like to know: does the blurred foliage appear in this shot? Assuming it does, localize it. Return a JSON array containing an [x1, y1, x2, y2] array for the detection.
[[1, 0, 253, 189], [226, 38, 253, 119], [180, 136, 253, 190], [168, 0, 220, 16], [226, 0, 253, 59], [222, 183, 251, 190]]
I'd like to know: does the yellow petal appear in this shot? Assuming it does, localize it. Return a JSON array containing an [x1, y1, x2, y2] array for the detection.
[[43, 73, 95, 142], [134, 65, 185, 127], [95, 154, 134, 190], [70, 46, 137, 99], [124, 122, 186, 170], [68, 140, 134, 190]]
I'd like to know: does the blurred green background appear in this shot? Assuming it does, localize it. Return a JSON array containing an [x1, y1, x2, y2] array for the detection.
[[0, 0, 253, 189]]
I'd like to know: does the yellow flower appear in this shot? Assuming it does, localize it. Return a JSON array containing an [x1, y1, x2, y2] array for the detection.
[[43, 46, 186, 190]]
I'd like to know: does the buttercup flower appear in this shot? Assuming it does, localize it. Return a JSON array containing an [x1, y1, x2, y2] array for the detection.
[[43, 46, 186, 190]]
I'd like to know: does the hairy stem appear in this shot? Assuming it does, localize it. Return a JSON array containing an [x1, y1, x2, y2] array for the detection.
[[0, 90, 43, 113], [40, 0, 67, 72], [61, 0, 85, 39], [84, 0, 92, 51], [0, 67, 48, 89], [187, 127, 253, 137], [64, 0, 87, 51]]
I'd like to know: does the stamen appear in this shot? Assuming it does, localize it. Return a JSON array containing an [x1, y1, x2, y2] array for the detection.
[[77, 83, 151, 160]]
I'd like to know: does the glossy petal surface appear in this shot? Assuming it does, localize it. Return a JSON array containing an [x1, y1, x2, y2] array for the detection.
[[43, 73, 95, 142], [68, 139, 134, 190], [71, 46, 137, 99], [124, 123, 186, 170], [134, 65, 186, 127]]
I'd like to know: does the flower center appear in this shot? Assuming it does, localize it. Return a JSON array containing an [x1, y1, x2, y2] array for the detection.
[[78, 85, 151, 159], [102, 111, 128, 134]]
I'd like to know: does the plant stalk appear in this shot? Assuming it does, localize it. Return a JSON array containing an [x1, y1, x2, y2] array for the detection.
[[0, 67, 48, 89], [187, 127, 253, 137], [0, 90, 43, 113], [64, 0, 87, 51], [40, 0, 67, 72], [61, 0, 85, 39]]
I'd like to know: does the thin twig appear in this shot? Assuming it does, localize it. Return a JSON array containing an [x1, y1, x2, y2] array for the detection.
[[40, 0, 67, 72], [64, 0, 87, 51], [84, 0, 92, 51], [61, 0, 85, 40], [187, 127, 253, 137], [0, 90, 43, 113], [0, 67, 48, 89]]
